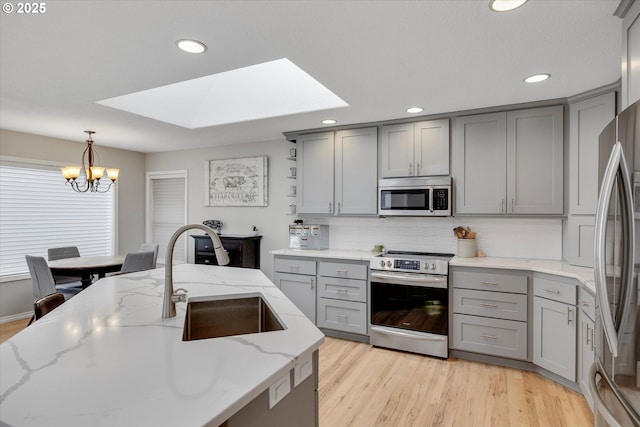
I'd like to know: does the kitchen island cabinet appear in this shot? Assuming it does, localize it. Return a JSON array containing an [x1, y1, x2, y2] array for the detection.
[[0, 264, 324, 427], [453, 105, 564, 215]]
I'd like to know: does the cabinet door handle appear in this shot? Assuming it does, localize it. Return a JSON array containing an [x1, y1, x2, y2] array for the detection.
[[586, 323, 592, 347], [416, 162, 420, 175], [337, 202, 341, 213], [480, 334, 498, 340], [310, 278, 314, 290], [480, 303, 499, 308], [543, 288, 561, 294], [409, 162, 413, 175], [501, 199, 504, 213], [329, 202, 332, 213], [567, 307, 573, 325], [511, 198, 514, 213], [591, 328, 596, 352]]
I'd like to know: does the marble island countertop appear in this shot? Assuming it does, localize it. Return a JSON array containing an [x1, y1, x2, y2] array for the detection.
[[0, 264, 324, 427], [270, 248, 596, 293]]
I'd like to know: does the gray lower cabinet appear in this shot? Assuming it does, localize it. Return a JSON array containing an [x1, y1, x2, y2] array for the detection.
[[577, 287, 596, 409], [316, 260, 368, 336], [532, 274, 577, 382], [450, 268, 528, 360], [274, 258, 317, 322]]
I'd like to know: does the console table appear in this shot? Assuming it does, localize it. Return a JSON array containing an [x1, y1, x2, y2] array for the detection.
[[192, 235, 262, 269]]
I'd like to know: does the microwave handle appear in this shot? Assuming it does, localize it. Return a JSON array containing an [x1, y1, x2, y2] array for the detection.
[[429, 187, 433, 213]]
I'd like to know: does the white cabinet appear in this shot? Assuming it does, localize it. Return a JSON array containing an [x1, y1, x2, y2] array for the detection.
[[274, 257, 317, 322], [380, 119, 450, 178], [532, 275, 577, 382], [335, 128, 378, 215], [453, 106, 564, 215], [450, 268, 529, 360], [622, 0, 640, 108], [316, 260, 368, 336], [564, 91, 615, 267], [297, 128, 377, 215], [296, 132, 334, 214]]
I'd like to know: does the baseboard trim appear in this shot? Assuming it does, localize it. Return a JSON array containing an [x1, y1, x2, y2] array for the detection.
[[0, 312, 32, 324]]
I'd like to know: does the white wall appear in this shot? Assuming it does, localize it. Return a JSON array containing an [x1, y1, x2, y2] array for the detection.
[[0, 129, 146, 319]]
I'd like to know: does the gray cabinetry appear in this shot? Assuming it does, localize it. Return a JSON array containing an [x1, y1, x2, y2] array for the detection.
[[335, 127, 378, 215], [564, 91, 615, 267], [296, 132, 334, 214], [316, 260, 368, 336], [380, 119, 449, 178], [453, 105, 563, 215], [451, 268, 528, 360], [577, 287, 596, 409], [296, 128, 377, 215], [274, 257, 316, 322], [532, 274, 577, 382]]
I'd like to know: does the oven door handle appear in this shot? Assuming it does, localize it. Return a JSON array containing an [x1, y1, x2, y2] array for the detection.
[[370, 271, 447, 288], [370, 326, 447, 342]]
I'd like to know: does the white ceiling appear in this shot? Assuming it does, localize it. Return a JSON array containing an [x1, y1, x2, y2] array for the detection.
[[0, 0, 623, 153]]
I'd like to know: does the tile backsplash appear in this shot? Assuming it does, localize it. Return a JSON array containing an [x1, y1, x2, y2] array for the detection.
[[302, 216, 562, 260]]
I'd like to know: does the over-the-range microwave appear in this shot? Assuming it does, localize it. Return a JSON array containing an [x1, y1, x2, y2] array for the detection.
[[378, 176, 452, 216]]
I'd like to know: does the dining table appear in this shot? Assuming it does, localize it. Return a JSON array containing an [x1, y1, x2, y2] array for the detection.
[[48, 255, 126, 288]]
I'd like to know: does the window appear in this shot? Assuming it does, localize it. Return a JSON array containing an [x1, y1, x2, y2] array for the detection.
[[0, 160, 115, 280]]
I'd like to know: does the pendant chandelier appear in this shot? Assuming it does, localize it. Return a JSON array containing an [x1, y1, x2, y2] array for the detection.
[[60, 131, 119, 193]]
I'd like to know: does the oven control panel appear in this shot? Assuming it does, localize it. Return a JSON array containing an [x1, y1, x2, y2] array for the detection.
[[370, 256, 449, 275]]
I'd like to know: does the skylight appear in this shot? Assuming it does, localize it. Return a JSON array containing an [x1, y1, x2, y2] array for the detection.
[[97, 58, 348, 129]]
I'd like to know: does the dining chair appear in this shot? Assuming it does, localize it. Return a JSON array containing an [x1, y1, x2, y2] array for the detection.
[[30, 292, 66, 325], [25, 255, 81, 318], [139, 243, 159, 268], [119, 251, 156, 274], [47, 246, 83, 287]]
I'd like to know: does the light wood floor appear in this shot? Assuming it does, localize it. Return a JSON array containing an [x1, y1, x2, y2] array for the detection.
[[318, 337, 594, 427], [1, 321, 593, 426]]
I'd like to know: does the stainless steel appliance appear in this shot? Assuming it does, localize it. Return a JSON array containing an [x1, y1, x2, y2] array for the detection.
[[288, 224, 329, 250], [378, 177, 452, 216], [369, 251, 453, 358], [590, 99, 639, 427]]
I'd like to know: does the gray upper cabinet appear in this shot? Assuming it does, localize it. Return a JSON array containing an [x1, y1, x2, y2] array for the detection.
[[335, 127, 378, 215], [453, 106, 564, 215], [297, 132, 335, 214], [380, 119, 449, 178], [297, 128, 377, 215]]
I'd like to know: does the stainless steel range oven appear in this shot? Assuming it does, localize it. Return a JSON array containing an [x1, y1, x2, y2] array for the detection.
[[369, 251, 453, 358]]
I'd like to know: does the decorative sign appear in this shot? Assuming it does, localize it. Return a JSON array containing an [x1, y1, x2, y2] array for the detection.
[[204, 156, 268, 207]]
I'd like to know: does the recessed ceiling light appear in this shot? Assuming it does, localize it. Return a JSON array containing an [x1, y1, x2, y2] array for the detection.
[[322, 119, 337, 125], [176, 39, 207, 54], [406, 107, 423, 114], [489, 0, 527, 12], [524, 73, 551, 83]]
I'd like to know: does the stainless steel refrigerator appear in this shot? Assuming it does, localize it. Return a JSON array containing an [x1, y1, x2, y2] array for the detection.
[[591, 99, 640, 427]]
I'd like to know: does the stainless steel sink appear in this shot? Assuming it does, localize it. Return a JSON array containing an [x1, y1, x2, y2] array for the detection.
[[182, 294, 284, 341]]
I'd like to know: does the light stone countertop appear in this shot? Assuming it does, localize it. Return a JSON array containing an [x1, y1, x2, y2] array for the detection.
[[0, 264, 324, 427], [270, 248, 596, 293]]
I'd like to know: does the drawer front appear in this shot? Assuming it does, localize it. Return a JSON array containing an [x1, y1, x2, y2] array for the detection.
[[451, 314, 527, 360], [452, 270, 527, 294], [317, 276, 366, 303], [274, 257, 316, 276], [317, 298, 367, 335], [318, 261, 367, 280], [195, 254, 216, 265], [533, 277, 576, 305], [452, 289, 527, 321], [578, 286, 596, 321]]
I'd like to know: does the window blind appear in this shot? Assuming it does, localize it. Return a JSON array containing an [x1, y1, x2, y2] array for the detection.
[[0, 163, 115, 279], [151, 176, 186, 264]]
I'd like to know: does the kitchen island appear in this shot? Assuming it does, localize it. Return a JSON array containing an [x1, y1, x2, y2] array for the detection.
[[0, 264, 324, 426]]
